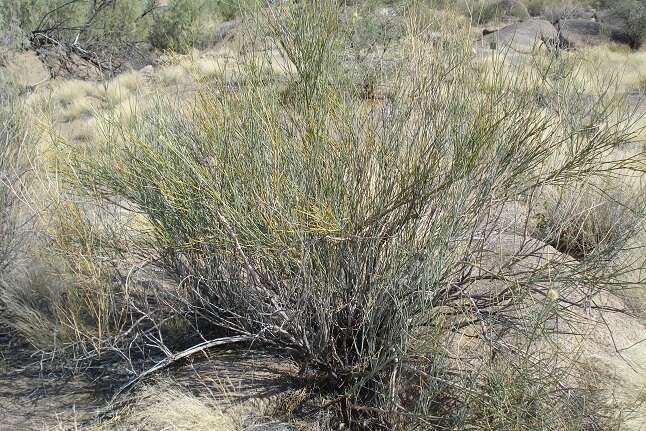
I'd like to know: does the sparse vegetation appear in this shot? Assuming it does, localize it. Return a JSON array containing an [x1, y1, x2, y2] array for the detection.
[[0, 0, 645, 430]]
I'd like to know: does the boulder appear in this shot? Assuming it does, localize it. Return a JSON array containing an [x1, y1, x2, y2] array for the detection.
[[479, 19, 558, 53], [557, 19, 633, 48]]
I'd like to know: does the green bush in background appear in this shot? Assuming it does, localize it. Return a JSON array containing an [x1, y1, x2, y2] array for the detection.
[[605, 0, 646, 48], [0, 0, 255, 56]]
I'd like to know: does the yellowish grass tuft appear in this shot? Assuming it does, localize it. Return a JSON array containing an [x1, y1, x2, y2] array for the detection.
[[157, 64, 191, 86], [0, 286, 58, 349], [101, 71, 146, 107], [94, 381, 240, 431], [51, 80, 102, 107], [193, 56, 231, 80], [60, 97, 95, 123], [537, 172, 643, 259], [579, 46, 646, 93]]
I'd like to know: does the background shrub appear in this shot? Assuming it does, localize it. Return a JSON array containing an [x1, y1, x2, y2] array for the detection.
[[0, 0, 150, 45], [149, 0, 203, 52], [149, 0, 258, 52], [523, 0, 596, 19], [0, 0, 152, 75], [467, 0, 530, 24], [605, 0, 646, 48], [0, 0, 256, 68]]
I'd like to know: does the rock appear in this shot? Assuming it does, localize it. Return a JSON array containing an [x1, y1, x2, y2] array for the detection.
[[479, 19, 558, 53], [557, 19, 633, 48]]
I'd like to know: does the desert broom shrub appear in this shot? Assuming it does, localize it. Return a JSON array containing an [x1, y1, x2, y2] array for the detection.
[[0, 77, 40, 340], [0, 78, 23, 277], [67, 1, 645, 429]]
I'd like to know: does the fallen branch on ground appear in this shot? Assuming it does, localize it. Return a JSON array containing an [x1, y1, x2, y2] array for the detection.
[[112, 334, 254, 400]]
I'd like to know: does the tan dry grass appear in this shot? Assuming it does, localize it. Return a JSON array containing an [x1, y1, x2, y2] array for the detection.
[[2, 50, 50, 87], [102, 71, 147, 107], [51, 80, 103, 107], [92, 381, 240, 431], [578, 46, 646, 94]]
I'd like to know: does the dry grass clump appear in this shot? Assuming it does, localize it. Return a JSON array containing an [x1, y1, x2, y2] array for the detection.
[[155, 64, 191, 86], [49, 71, 145, 122], [101, 71, 147, 107], [1, 262, 61, 348], [93, 380, 240, 431], [466, 355, 618, 431], [578, 45, 646, 94], [1, 196, 131, 350], [537, 173, 645, 259], [59, 98, 95, 123], [0, 74, 134, 349], [43, 54, 238, 143], [51, 80, 104, 108], [0, 75, 35, 336]]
